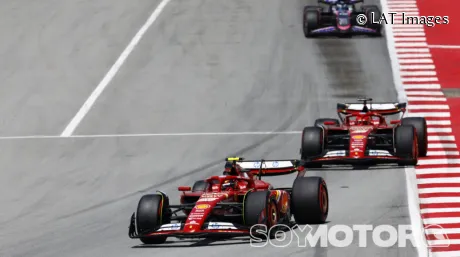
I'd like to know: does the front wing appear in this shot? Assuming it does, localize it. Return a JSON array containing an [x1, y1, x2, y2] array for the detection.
[[310, 25, 379, 35], [306, 150, 405, 165], [129, 214, 252, 239]]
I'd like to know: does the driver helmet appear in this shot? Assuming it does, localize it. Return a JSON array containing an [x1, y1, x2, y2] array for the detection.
[[223, 161, 240, 176], [221, 179, 236, 191], [356, 116, 371, 125]]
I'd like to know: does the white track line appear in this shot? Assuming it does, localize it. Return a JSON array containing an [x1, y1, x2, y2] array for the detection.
[[418, 159, 460, 165], [388, 1, 417, 4], [408, 96, 445, 101], [418, 177, 460, 184], [428, 44, 460, 49], [394, 37, 427, 42], [400, 71, 437, 76], [393, 29, 425, 33], [430, 251, 460, 257], [393, 24, 424, 28], [388, 4, 418, 7], [393, 32, 425, 37], [417, 167, 460, 174], [421, 208, 460, 214], [420, 197, 460, 204], [427, 151, 460, 156], [404, 84, 440, 89], [426, 228, 460, 235], [389, 7, 419, 11], [428, 136, 456, 141], [406, 91, 444, 96], [427, 120, 451, 125], [400, 64, 435, 69], [399, 58, 433, 63], [0, 131, 304, 140], [395, 42, 428, 47], [429, 143, 457, 148], [60, 0, 172, 137], [424, 218, 460, 225], [428, 128, 452, 133], [403, 78, 439, 83], [396, 48, 429, 53], [407, 112, 450, 117], [407, 105, 449, 109]]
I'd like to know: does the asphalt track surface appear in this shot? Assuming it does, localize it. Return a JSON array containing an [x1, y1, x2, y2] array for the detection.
[[0, 0, 417, 257]]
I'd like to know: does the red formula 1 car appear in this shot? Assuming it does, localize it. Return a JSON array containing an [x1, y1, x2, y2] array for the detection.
[[300, 98, 428, 167], [128, 157, 329, 244]]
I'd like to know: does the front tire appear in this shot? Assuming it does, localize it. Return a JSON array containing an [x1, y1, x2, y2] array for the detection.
[[300, 127, 324, 168], [363, 5, 382, 36], [303, 7, 319, 38], [291, 176, 329, 224], [395, 125, 418, 166], [136, 194, 170, 244], [243, 191, 279, 240], [401, 117, 428, 157]]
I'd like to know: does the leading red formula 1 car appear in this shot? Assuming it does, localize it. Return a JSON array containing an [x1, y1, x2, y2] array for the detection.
[[300, 98, 428, 167], [128, 157, 328, 244]]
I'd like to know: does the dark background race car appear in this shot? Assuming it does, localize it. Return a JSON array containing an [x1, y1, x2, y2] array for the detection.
[[300, 98, 428, 167], [303, 0, 382, 37], [128, 157, 329, 244]]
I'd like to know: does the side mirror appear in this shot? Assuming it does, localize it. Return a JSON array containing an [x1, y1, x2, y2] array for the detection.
[[324, 121, 336, 125], [178, 186, 191, 191], [390, 120, 400, 124]]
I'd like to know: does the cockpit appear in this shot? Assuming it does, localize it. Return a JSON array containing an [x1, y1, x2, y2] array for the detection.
[[332, 1, 353, 13], [346, 114, 385, 126]]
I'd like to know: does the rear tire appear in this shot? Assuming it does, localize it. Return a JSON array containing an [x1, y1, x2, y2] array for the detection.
[[136, 194, 171, 244], [291, 177, 329, 224], [314, 118, 340, 127], [395, 125, 418, 166], [300, 127, 323, 168], [402, 117, 428, 157]]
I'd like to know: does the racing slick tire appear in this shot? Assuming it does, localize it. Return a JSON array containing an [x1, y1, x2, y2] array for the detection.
[[192, 180, 208, 192], [136, 194, 171, 244], [401, 117, 428, 157], [243, 191, 280, 240], [314, 118, 340, 127], [300, 126, 323, 168], [303, 7, 320, 38], [362, 5, 382, 36], [291, 176, 328, 224], [395, 125, 418, 166]]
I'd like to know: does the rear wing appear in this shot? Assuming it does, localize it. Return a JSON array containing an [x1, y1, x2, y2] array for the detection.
[[337, 102, 407, 115], [225, 157, 305, 179], [318, 0, 363, 5]]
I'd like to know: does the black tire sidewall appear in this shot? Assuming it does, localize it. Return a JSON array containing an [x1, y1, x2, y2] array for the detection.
[[136, 194, 170, 244], [401, 117, 428, 157], [395, 125, 417, 159], [291, 177, 328, 224], [304, 7, 319, 37], [301, 127, 323, 159]]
